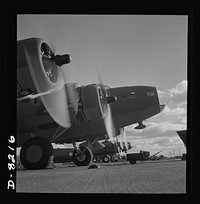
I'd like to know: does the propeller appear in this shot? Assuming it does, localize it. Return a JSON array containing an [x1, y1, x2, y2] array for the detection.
[[120, 128, 129, 152], [115, 135, 121, 154], [97, 71, 117, 142], [119, 131, 124, 151], [123, 128, 129, 152], [23, 38, 72, 128]]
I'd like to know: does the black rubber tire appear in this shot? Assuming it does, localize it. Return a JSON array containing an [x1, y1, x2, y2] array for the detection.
[[129, 158, 137, 164], [73, 146, 93, 166], [20, 137, 53, 169], [102, 155, 110, 163]]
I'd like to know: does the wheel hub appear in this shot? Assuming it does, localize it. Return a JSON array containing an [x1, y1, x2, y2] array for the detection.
[[104, 157, 109, 162], [76, 153, 86, 161], [26, 145, 43, 163]]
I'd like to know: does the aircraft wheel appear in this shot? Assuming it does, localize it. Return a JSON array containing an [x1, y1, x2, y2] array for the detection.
[[102, 155, 110, 163], [20, 137, 53, 169], [73, 146, 93, 166]]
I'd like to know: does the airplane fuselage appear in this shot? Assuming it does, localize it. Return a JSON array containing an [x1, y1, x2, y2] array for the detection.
[[17, 83, 160, 146]]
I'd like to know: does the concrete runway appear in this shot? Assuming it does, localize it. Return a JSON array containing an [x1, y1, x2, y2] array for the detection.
[[16, 160, 186, 194]]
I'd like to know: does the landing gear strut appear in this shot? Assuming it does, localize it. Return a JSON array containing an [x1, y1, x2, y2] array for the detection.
[[72, 142, 93, 166], [51, 126, 93, 167]]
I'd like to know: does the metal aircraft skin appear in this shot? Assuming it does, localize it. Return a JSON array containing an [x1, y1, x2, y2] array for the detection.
[[17, 38, 165, 169]]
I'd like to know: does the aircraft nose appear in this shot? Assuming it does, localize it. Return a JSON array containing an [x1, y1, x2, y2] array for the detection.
[[157, 89, 172, 112]]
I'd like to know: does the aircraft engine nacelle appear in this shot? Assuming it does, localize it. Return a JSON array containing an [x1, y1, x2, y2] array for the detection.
[[17, 38, 62, 125], [17, 38, 72, 128], [80, 85, 106, 122], [17, 38, 72, 94], [17, 38, 60, 92]]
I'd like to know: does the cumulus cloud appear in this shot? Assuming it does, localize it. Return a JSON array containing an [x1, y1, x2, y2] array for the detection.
[[128, 136, 184, 154], [125, 121, 185, 139], [153, 105, 187, 126], [169, 80, 187, 107], [171, 80, 187, 94]]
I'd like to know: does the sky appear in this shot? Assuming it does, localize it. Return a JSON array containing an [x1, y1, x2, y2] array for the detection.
[[17, 15, 187, 156]]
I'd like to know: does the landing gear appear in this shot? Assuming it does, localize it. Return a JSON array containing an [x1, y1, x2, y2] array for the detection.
[[102, 155, 110, 163], [20, 137, 53, 169], [72, 146, 93, 166]]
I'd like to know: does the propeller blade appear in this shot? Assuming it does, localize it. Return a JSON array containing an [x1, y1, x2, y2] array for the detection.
[[24, 41, 71, 128], [104, 104, 116, 141], [17, 88, 62, 101], [46, 34, 57, 54], [39, 85, 71, 128], [119, 131, 123, 150], [123, 128, 128, 151], [57, 41, 79, 116], [97, 71, 116, 141], [119, 128, 128, 152]]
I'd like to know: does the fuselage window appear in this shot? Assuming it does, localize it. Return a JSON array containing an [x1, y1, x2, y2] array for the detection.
[[129, 91, 137, 99], [147, 92, 155, 97]]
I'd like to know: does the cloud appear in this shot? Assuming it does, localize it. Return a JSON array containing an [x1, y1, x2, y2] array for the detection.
[[128, 136, 184, 155], [125, 121, 185, 139], [148, 105, 186, 125], [169, 80, 187, 107], [171, 80, 187, 94], [157, 80, 187, 108]]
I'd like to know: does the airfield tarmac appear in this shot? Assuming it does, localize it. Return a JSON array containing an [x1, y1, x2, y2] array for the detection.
[[16, 159, 186, 194]]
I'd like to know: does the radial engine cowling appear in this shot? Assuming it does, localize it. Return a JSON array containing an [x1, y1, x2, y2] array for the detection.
[[17, 38, 72, 128], [17, 38, 60, 91], [80, 84, 106, 122]]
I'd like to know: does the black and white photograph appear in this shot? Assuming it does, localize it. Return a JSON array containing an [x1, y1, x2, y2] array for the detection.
[[15, 14, 189, 194]]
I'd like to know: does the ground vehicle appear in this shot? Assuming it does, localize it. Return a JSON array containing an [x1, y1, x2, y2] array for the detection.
[[126, 151, 150, 164]]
